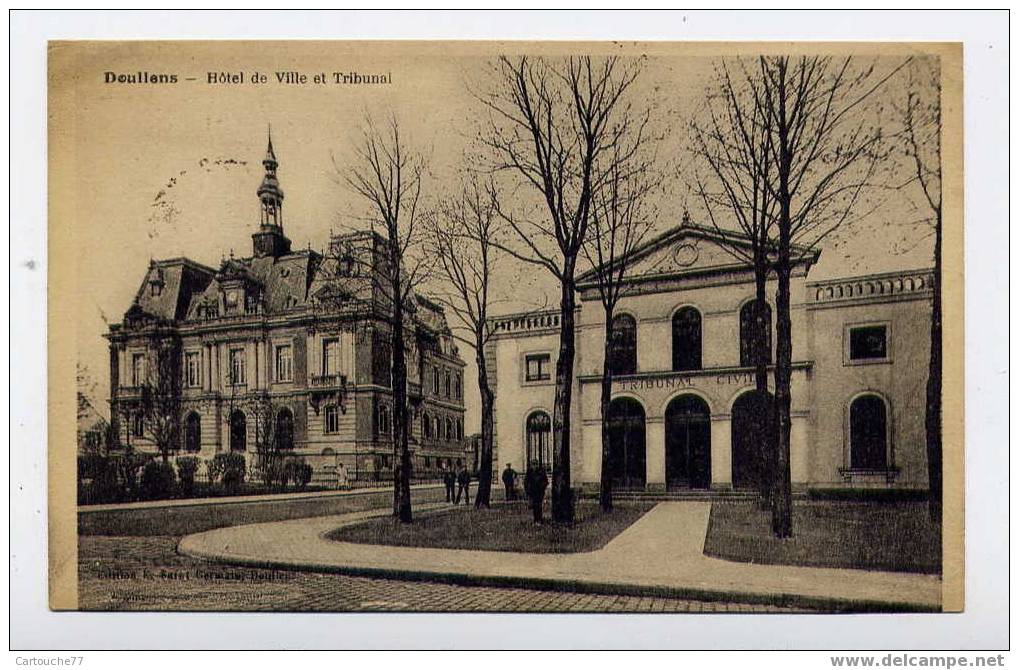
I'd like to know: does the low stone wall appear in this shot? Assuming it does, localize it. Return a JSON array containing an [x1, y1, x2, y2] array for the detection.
[[79, 485, 446, 536]]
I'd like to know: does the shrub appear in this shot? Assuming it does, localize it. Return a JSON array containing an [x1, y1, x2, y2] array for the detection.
[[213, 452, 247, 492], [176, 457, 201, 496], [140, 461, 177, 500], [283, 456, 313, 491], [77, 453, 126, 505], [297, 462, 313, 490], [259, 454, 286, 491]]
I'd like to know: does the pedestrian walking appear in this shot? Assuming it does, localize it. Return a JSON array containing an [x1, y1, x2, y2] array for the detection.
[[524, 460, 548, 523], [455, 464, 472, 505], [442, 465, 456, 503], [501, 463, 517, 501]]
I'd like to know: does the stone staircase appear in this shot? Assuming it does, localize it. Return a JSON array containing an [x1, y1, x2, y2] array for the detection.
[[582, 488, 764, 502]]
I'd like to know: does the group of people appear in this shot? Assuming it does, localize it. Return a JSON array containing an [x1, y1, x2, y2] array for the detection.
[[502, 461, 549, 523], [442, 463, 474, 505], [442, 461, 550, 523]]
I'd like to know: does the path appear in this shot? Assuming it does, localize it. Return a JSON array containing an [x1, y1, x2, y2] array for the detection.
[[179, 501, 941, 611]]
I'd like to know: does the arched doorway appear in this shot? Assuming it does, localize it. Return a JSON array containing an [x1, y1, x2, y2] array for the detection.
[[275, 407, 294, 451], [606, 397, 646, 489], [665, 395, 711, 489], [229, 410, 247, 452], [184, 412, 201, 453], [731, 390, 777, 490]]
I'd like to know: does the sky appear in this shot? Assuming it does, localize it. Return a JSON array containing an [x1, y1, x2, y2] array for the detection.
[[52, 42, 937, 433]]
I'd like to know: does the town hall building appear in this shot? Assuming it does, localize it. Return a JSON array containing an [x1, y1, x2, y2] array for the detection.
[[486, 220, 934, 493], [105, 135, 468, 485]]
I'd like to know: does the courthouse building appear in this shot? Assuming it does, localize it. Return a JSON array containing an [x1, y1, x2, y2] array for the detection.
[[486, 219, 934, 493], [105, 135, 467, 484]]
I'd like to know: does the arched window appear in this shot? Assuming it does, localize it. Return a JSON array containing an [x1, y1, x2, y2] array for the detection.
[[275, 407, 294, 451], [377, 404, 390, 435], [672, 307, 702, 371], [454, 373, 462, 399], [608, 313, 637, 376], [525, 411, 553, 471], [445, 370, 452, 397], [422, 412, 431, 438], [740, 299, 772, 367], [230, 410, 246, 452], [184, 412, 201, 453], [850, 394, 889, 470], [446, 418, 454, 442], [434, 415, 442, 440]]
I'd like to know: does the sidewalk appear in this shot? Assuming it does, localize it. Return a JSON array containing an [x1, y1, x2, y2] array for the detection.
[[178, 502, 941, 612]]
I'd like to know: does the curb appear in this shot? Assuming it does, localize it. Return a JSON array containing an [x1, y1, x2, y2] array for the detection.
[[177, 538, 940, 614]]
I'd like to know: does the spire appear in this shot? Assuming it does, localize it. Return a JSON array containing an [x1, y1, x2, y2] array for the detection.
[[256, 124, 284, 227], [264, 123, 277, 166], [253, 127, 292, 258]]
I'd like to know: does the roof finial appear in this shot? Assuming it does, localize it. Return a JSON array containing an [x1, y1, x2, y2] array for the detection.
[[265, 122, 276, 162], [681, 208, 691, 227]]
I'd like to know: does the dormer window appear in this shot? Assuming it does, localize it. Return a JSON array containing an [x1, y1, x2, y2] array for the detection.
[[148, 269, 164, 297], [337, 254, 355, 277]]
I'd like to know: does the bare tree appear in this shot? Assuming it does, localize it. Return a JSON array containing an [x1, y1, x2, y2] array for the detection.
[[582, 143, 662, 512], [245, 392, 290, 491], [689, 60, 780, 507], [476, 55, 647, 524], [749, 55, 907, 537], [138, 334, 183, 464], [338, 116, 431, 523], [429, 175, 503, 508], [893, 58, 942, 522]]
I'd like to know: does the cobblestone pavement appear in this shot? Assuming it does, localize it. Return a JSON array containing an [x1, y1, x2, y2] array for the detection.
[[79, 536, 806, 613]]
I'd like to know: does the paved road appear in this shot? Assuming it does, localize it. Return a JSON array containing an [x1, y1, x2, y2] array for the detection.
[[79, 536, 802, 613]]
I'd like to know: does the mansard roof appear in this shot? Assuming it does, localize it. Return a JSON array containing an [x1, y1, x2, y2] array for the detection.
[[130, 258, 216, 322], [576, 218, 820, 288]]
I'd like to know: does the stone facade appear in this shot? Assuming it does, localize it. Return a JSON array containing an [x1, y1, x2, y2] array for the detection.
[[486, 220, 934, 492], [106, 136, 467, 486]]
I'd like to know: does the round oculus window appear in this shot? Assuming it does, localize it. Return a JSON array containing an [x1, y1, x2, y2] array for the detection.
[[674, 243, 698, 267]]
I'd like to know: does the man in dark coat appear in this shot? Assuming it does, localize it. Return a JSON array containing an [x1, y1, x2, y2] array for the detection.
[[524, 460, 548, 523], [442, 464, 456, 503], [455, 464, 471, 505], [501, 463, 517, 501]]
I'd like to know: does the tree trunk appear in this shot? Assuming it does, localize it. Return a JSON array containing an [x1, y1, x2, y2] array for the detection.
[[772, 244, 793, 539], [925, 212, 943, 523], [753, 264, 773, 511], [391, 313, 413, 523], [475, 338, 495, 509], [551, 272, 577, 524], [599, 309, 615, 512]]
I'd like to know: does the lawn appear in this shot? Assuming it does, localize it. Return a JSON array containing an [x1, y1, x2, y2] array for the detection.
[[328, 501, 654, 554], [704, 500, 941, 574], [78, 485, 447, 536]]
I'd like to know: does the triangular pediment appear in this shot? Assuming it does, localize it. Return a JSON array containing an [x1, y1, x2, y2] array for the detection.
[[577, 221, 819, 287]]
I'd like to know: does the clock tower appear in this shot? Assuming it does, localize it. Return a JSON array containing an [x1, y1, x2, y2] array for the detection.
[[252, 127, 293, 258]]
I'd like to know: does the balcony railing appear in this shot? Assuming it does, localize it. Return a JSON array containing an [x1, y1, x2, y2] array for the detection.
[[311, 373, 347, 389]]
